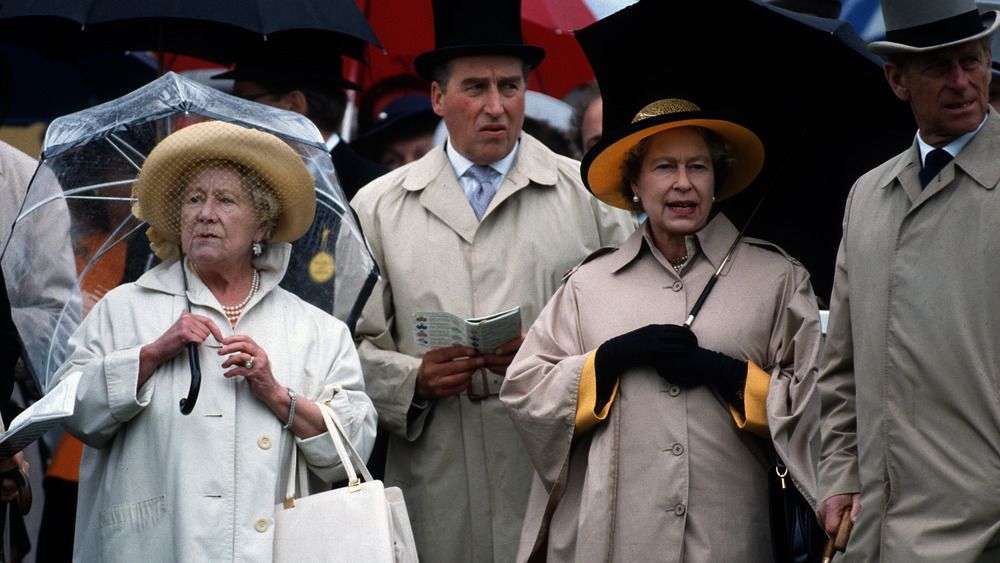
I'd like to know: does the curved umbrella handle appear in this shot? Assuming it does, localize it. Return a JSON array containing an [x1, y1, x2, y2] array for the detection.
[[179, 342, 201, 414]]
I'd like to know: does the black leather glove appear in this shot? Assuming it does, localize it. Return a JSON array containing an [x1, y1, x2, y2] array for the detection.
[[593, 324, 697, 410], [653, 339, 747, 406]]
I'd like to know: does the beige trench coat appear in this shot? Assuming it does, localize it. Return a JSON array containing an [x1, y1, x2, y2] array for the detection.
[[818, 112, 1000, 561], [351, 133, 636, 562], [53, 244, 377, 562], [500, 216, 822, 562]]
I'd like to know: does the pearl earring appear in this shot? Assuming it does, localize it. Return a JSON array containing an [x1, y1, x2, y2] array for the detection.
[[632, 195, 640, 203], [252, 241, 263, 257]]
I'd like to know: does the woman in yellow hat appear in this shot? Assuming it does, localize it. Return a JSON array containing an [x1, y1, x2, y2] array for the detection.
[[500, 98, 823, 561], [50, 120, 376, 561]]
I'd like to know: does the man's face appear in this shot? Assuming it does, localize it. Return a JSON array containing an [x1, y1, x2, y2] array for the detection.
[[885, 41, 992, 147], [431, 55, 526, 165]]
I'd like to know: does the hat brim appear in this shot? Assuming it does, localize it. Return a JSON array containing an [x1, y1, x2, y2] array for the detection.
[[413, 44, 545, 81], [582, 112, 765, 210], [211, 67, 363, 91], [134, 121, 316, 245], [869, 11, 1000, 55]]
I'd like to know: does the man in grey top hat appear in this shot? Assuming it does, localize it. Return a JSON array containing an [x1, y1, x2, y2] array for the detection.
[[978, 1, 1000, 108], [349, 0, 635, 560], [816, 0, 1000, 559]]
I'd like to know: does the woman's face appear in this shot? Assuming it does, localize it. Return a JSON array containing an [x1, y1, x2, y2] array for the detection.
[[631, 127, 715, 244], [179, 166, 267, 271]]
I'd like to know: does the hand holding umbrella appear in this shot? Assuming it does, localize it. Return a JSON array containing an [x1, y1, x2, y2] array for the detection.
[[822, 509, 854, 562]]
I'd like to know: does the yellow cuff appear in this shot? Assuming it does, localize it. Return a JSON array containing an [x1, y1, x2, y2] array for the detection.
[[575, 351, 618, 437], [728, 361, 769, 438]]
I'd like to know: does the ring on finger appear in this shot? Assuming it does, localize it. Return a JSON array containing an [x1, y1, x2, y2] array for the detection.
[[245, 356, 255, 370]]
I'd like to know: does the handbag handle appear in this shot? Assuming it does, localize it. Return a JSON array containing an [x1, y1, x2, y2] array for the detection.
[[282, 402, 375, 508]]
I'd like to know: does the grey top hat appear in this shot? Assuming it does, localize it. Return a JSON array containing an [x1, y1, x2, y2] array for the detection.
[[869, 0, 1000, 55], [978, 1, 1000, 76]]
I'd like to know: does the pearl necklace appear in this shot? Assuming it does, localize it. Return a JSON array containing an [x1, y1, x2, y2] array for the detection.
[[222, 269, 259, 326], [667, 255, 688, 273]]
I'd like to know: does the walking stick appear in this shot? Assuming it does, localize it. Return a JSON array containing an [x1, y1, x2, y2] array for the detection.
[[822, 509, 853, 563]]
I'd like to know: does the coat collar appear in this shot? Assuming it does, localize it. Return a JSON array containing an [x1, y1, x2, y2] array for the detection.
[[136, 242, 291, 310], [608, 213, 740, 274], [399, 132, 561, 243], [879, 109, 1000, 199]]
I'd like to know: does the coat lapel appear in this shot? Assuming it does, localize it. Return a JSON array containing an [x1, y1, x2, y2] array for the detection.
[[403, 134, 562, 244]]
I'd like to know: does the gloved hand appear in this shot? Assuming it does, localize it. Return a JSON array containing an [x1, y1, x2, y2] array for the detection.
[[594, 324, 698, 380], [653, 339, 747, 405], [593, 324, 697, 412]]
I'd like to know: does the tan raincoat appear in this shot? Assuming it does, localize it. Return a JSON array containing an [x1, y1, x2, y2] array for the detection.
[[351, 133, 636, 562], [818, 112, 1000, 561], [501, 216, 822, 562]]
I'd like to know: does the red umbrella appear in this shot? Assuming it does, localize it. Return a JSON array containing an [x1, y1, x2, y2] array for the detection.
[[350, 0, 599, 100]]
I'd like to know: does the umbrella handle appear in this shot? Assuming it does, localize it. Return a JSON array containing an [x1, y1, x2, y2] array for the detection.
[[683, 274, 719, 328], [179, 342, 201, 415]]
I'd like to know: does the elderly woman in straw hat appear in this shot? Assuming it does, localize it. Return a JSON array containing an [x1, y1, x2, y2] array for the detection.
[[50, 120, 376, 561], [499, 97, 823, 561]]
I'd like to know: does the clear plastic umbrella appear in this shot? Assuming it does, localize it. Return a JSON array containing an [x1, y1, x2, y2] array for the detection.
[[1, 72, 378, 392]]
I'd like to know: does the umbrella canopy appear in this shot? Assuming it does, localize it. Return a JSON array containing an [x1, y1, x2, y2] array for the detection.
[[0, 72, 379, 391], [0, 0, 380, 70], [576, 0, 915, 304], [0, 44, 158, 125], [351, 0, 599, 100]]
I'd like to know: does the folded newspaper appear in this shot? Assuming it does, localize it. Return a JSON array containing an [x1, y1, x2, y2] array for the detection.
[[412, 307, 521, 352], [0, 371, 81, 459]]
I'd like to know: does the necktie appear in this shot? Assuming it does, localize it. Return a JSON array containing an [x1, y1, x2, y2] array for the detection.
[[467, 165, 497, 221], [919, 148, 953, 188]]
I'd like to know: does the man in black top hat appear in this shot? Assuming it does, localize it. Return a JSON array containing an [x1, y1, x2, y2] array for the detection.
[[349, 0, 635, 559], [217, 51, 388, 201], [816, 1, 1000, 559]]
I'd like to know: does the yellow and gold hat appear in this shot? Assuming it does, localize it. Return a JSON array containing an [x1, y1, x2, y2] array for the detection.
[[132, 120, 316, 247], [581, 98, 765, 210]]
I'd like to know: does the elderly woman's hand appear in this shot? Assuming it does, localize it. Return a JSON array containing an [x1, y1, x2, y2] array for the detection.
[[139, 311, 225, 389], [594, 324, 697, 380], [218, 334, 281, 401]]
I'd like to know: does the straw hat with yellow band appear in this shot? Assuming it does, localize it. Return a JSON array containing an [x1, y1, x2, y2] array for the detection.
[[132, 120, 316, 259], [581, 98, 765, 210]]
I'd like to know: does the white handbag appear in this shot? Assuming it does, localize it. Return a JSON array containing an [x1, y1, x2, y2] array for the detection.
[[273, 403, 418, 562]]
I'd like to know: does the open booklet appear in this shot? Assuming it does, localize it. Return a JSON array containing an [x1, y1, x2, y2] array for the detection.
[[0, 370, 81, 459], [412, 306, 521, 353]]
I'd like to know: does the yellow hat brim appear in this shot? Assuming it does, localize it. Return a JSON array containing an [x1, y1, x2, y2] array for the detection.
[[583, 115, 765, 210]]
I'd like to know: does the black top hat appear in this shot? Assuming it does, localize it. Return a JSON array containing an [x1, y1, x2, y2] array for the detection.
[[869, 0, 1000, 55], [412, 0, 545, 82], [213, 47, 361, 91]]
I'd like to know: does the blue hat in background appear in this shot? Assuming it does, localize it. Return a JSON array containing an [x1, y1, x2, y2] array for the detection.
[[352, 94, 440, 158]]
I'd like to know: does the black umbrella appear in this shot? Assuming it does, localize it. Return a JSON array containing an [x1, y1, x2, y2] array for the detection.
[[576, 0, 915, 305], [0, 0, 381, 71], [0, 44, 158, 125]]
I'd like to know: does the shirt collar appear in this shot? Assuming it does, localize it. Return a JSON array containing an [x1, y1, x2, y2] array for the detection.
[[325, 132, 341, 152], [444, 138, 518, 183], [916, 113, 986, 164]]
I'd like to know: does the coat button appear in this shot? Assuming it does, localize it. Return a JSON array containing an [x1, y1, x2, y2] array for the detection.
[[671, 281, 683, 292], [673, 503, 686, 516], [671, 443, 684, 456], [258, 435, 272, 450], [669, 385, 681, 396], [254, 517, 269, 532]]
